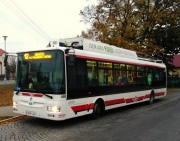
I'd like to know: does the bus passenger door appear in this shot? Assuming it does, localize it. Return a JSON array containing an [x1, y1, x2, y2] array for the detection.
[[66, 57, 88, 119]]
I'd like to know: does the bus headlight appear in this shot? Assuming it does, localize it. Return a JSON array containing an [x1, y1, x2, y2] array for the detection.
[[47, 106, 61, 112], [13, 101, 17, 107]]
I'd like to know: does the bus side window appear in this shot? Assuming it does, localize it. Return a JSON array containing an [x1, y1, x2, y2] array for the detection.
[[132, 72, 137, 83], [89, 78, 98, 86], [87, 60, 97, 86]]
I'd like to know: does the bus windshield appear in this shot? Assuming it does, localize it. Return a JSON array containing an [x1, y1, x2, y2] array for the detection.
[[15, 50, 65, 94]]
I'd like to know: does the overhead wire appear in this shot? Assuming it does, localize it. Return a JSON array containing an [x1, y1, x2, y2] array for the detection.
[[2, 0, 49, 41], [0, 10, 39, 41], [0, 0, 51, 42], [10, 0, 51, 41]]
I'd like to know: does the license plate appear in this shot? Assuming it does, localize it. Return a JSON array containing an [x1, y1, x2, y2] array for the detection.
[[26, 111, 36, 116]]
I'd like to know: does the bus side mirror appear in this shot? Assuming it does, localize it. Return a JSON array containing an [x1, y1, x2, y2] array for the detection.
[[4, 54, 8, 67], [68, 54, 76, 67]]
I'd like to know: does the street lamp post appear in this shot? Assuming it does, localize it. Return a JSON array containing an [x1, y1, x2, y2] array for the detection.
[[147, 0, 149, 21], [2, 36, 8, 85]]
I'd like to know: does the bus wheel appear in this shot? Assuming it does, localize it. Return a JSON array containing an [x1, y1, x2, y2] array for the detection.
[[92, 102, 102, 119], [149, 92, 154, 105]]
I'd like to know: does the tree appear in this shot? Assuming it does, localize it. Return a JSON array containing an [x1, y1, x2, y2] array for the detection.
[[80, 0, 139, 49], [7, 55, 16, 79], [134, 0, 180, 71], [80, 0, 180, 72]]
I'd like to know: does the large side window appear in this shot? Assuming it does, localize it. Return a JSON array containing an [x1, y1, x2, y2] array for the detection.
[[152, 68, 160, 81], [146, 67, 153, 86], [146, 67, 166, 87], [87, 60, 97, 86], [114, 63, 121, 85], [126, 65, 137, 84], [120, 64, 127, 85], [98, 61, 113, 86], [151, 68, 166, 87], [137, 66, 146, 85], [113, 63, 127, 86]]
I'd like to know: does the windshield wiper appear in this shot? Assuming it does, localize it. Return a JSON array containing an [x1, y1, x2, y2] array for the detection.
[[16, 90, 20, 95], [15, 87, 21, 95], [42, 93, 53, 99]]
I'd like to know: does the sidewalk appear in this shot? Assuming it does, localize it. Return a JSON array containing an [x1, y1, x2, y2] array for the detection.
[[0, 106, 20, 116], [0, 80, 15, 85], [0, 80, 18, 117]]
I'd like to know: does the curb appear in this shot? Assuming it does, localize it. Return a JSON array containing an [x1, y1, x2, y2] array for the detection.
[[0, 115, 29, 126]]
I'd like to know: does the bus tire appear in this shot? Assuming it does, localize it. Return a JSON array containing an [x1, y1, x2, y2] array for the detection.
[[149, 92, 155, 105], [92, 102, 102, 119]]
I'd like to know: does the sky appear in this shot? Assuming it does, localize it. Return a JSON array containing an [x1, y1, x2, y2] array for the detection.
[[0, 0, 96, 54]]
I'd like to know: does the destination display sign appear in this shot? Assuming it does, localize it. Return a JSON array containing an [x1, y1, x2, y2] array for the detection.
[[24, 52, 52, 60]]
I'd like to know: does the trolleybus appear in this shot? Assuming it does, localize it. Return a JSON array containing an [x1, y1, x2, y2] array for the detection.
[[12, 37, 167, 120]]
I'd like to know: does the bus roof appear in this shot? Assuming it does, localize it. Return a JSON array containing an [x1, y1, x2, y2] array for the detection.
[[49, 37, 164, 65], [17, 37, 165, 68], [49, 37, 138, 60]]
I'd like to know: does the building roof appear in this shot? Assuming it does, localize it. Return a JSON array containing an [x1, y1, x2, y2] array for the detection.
[[173, 54, 180, 67], [0, 49, 5, 56]]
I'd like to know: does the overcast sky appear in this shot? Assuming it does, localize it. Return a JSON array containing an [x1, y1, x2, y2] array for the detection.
[[0, 0, 96, 53]]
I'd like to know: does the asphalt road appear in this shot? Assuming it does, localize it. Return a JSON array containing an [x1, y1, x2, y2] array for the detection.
[[0, 89, 180, 141], [75, 95, 180, 141]]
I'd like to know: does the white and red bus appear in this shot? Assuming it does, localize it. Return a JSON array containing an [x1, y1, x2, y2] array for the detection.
[[12, 37, 167, 120]]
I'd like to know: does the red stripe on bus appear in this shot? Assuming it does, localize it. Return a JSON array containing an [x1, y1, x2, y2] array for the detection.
[[126, 96, 145, 103], [105, 98, 125, 106], [125, 98, 134, 103], [88, 103, 94, 109], [70, 91, 164, 113], [145, 94, 150, 98], [155, 92, 165, 96], [22, 92, 30, 96], [71, 103, 94, 113], [71, 105, 86, 112], [22, 92, 43, 97], [137, 96, 145, 101], [34, 94, 43, 97], [145, 92, 165, 98], [71, 94, 150, 113]]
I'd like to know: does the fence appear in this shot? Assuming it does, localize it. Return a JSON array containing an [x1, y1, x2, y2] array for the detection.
[[167, 76, 180, 88]]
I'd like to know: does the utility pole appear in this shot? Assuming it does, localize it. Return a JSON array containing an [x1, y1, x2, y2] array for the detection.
[[147, 0, 149, 21], [2, 36, 8, 85]]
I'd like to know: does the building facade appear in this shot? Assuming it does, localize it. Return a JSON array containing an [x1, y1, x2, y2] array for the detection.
[[0, 48, 6, 77], [171, 54, 180, 76]]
